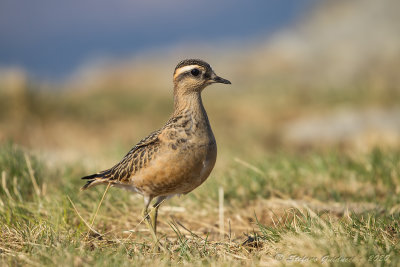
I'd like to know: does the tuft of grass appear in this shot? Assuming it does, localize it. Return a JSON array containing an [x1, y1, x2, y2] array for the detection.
[[255, 209, 400, 266], [0, 141, 47, 202]]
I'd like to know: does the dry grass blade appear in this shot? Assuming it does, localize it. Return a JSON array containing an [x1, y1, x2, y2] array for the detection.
[[86, 182, 111, 238], [13, 175, 23, 201], [67, 195, 102, 237], [219, 186, 224, 239], [24, 153, 41, 197], [234, 157, 264, 175], [1, 171, 14, 201]]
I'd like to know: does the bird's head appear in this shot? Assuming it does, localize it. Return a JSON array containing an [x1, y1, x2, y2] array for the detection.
[[173, 59, 231, 94]]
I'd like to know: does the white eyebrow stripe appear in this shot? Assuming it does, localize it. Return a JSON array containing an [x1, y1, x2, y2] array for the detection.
[[174, 65, 202, 79]]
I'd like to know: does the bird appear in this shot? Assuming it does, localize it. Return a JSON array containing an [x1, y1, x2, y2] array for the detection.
[[80, 59, 231, 240]]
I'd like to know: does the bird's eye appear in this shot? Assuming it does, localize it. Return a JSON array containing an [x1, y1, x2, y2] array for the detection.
[[191, 69, 200, 76]]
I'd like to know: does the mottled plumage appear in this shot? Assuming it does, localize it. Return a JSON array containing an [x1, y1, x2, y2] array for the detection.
[[81, 59, 231, 239]]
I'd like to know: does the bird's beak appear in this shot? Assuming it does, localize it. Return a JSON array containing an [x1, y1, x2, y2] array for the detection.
[[210, 72, 231, 84]]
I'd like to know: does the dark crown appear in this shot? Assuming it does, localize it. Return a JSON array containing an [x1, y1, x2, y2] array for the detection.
[[174, 59, 211, 73]]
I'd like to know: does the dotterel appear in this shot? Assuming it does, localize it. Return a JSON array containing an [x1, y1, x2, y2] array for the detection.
[[81, 59, 231, 240]]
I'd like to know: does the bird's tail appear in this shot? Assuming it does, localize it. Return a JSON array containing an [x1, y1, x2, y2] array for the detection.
[[80, 170, 111, 191]]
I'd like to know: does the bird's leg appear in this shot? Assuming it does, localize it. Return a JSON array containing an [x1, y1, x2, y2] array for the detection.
[[141, 196, 158, 242], [149, 196, 167, 235]]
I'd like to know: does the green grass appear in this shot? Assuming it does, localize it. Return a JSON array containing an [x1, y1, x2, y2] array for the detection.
[[1, 142, 399, 266]]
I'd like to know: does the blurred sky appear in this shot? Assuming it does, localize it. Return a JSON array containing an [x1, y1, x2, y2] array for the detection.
[[0, 0, 315, 81]]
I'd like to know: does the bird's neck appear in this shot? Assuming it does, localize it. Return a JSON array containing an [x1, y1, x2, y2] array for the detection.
[[173, 90, 206, 117]]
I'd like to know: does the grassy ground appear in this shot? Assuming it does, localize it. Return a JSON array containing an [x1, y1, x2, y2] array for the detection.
[[1, 141, 399, 266], [1, 61, 399, 265]]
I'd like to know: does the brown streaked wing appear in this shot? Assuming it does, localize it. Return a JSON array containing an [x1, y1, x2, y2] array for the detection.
[[98, 115, 190, 183], [105, 129, 162, 183]]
